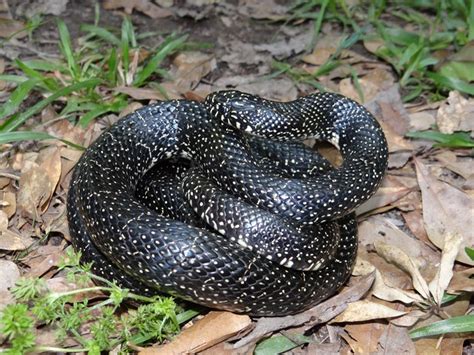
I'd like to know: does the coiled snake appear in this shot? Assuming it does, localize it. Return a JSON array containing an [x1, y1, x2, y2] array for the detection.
[[67, 90, 388, 316]]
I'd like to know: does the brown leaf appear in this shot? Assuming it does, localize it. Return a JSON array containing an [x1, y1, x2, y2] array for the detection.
[[359, 217, 439, 274], [103, 0, 173, 18], [435, 150, 473, 180], [356, 186, 411, 215], [0, 190, 16, 218], [0, 260, 20, 292], [332, 300, 406, 323], [448, 267, 474, 293], [142, 312, 252, 354], [436, 90, 474, 134], [0, 18, 26, 38], [237, 0, 288, 20], [377, 324, 416, 354], [172, 52, 216, 93], [114, 86, 167, 101], [374, 240, 431, 299], [428, 233, 463, 306], [414, 158, 474, 265], [233, 272, 375, 349], [0, 228, 31, 250], [344, 322, 386, 353]]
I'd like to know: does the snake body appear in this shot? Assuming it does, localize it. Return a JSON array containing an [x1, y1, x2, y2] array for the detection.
[[67, 90, 388, 316]]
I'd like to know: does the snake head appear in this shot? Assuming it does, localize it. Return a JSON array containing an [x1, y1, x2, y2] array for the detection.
[[205, 90, 263, 133]]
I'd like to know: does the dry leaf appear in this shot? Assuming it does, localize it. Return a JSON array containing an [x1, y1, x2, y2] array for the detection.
[[428, 233, 464, 306], [233, 273, 375, 348], [143, 312, 252, 354], [114, 86, 166, 101], [435, 150, 473, 180], [372, 269, 423, 304], [0, 228, 31, 250], [408, 111, 436, 131], [391, 310, 428, 327], [1, 191, 16, 218], [448, 267, 474, 293], [237, 0, 288, 20], [377, 324, 416, 354], [0, 259, 20, 292], [171, 52, 216, 93], [356, 186, 411, 215], [359, 217, 439, 273], [436, 91, 474, 134], [374, 240, 431, 299], [345, 322, 386, 354], [103, 0, 173, 18], [414, 158, 474, 265], [332, 300, 406, 323]]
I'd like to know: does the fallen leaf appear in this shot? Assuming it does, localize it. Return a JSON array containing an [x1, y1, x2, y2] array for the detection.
[[356, 186, 411, 215], [237, 0, 288, 20], [103, 0, 173, 18], [0, 259, 20, 292], [435, 150, 473, 180], [359, 217, 439, 274], [0, 190, 16, 218], [436, 90, 474, 134], [428, 233, 464, 306], [0, 18, 26, 38], [344, 322, 386, 353], [408, 111, 436, 131], [143, 312, 252, 354], [374, 240, 431, 300], [0, 228, 31, 250], [391, 310, 428, 327], [114, 86, 166, 101], [21, 0, 69, 17], [332, 300, 406, 323], [377, 324, 416, 354], [171, 51, 216, 93], [233, 273, 375, 349], [414, 158, 474, 265], [448, 267, 474, 293], [372, 268, 423, 304]]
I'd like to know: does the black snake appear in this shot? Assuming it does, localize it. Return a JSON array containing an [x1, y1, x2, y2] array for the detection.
[[67, 90, 388, 316]]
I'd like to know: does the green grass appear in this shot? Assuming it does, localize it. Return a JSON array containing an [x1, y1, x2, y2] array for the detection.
[[283, 0, 474, 101], [0, 12, 191, 146], [0, 248, 199, 353]]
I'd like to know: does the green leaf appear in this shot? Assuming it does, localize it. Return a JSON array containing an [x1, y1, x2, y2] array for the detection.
[[0, 79, 38, 121], [255, 334, 311, 355], [80, 24, 121, 46], [15, 59, 59, 92], [134, 34, 188, 87], [57, 18, 79, 80], [439, 61, 474, 82], [410, 315, 474, 339], [466, 247, 474, 261], [0, 78, 101, 132], [406, 130, 474, 148], [427, 71, 474, 95], [0, 131, 84, 149]]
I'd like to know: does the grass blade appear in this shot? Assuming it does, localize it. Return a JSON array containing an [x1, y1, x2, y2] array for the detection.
[[406, 130, 474, 148], [134, 34, 188, 87], [80, 24, 120, 46], [427, 71, 474, 95], [0, 79, 38, 121], [0, 78, 101, 132], [57, 18, 79, 81], [0, 131, 84, 149], [409, 315, 474, 339]]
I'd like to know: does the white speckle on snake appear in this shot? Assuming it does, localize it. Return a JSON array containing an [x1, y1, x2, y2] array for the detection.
[[67, 90, 388, 316]]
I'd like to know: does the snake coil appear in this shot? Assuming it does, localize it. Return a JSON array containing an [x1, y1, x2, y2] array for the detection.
[[67, 90, 388, 316]]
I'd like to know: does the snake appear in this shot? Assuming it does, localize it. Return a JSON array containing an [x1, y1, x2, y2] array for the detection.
[[67, 90, 388, 316]]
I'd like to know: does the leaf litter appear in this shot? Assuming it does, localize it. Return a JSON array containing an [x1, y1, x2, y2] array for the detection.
[[0, 1, 473, 354]]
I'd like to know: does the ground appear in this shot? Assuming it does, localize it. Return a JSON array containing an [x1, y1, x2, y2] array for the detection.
[[0, 0, 473, 354]]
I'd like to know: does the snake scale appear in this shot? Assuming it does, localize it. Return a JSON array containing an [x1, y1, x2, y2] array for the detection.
[[67, 90, 388, 316]]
